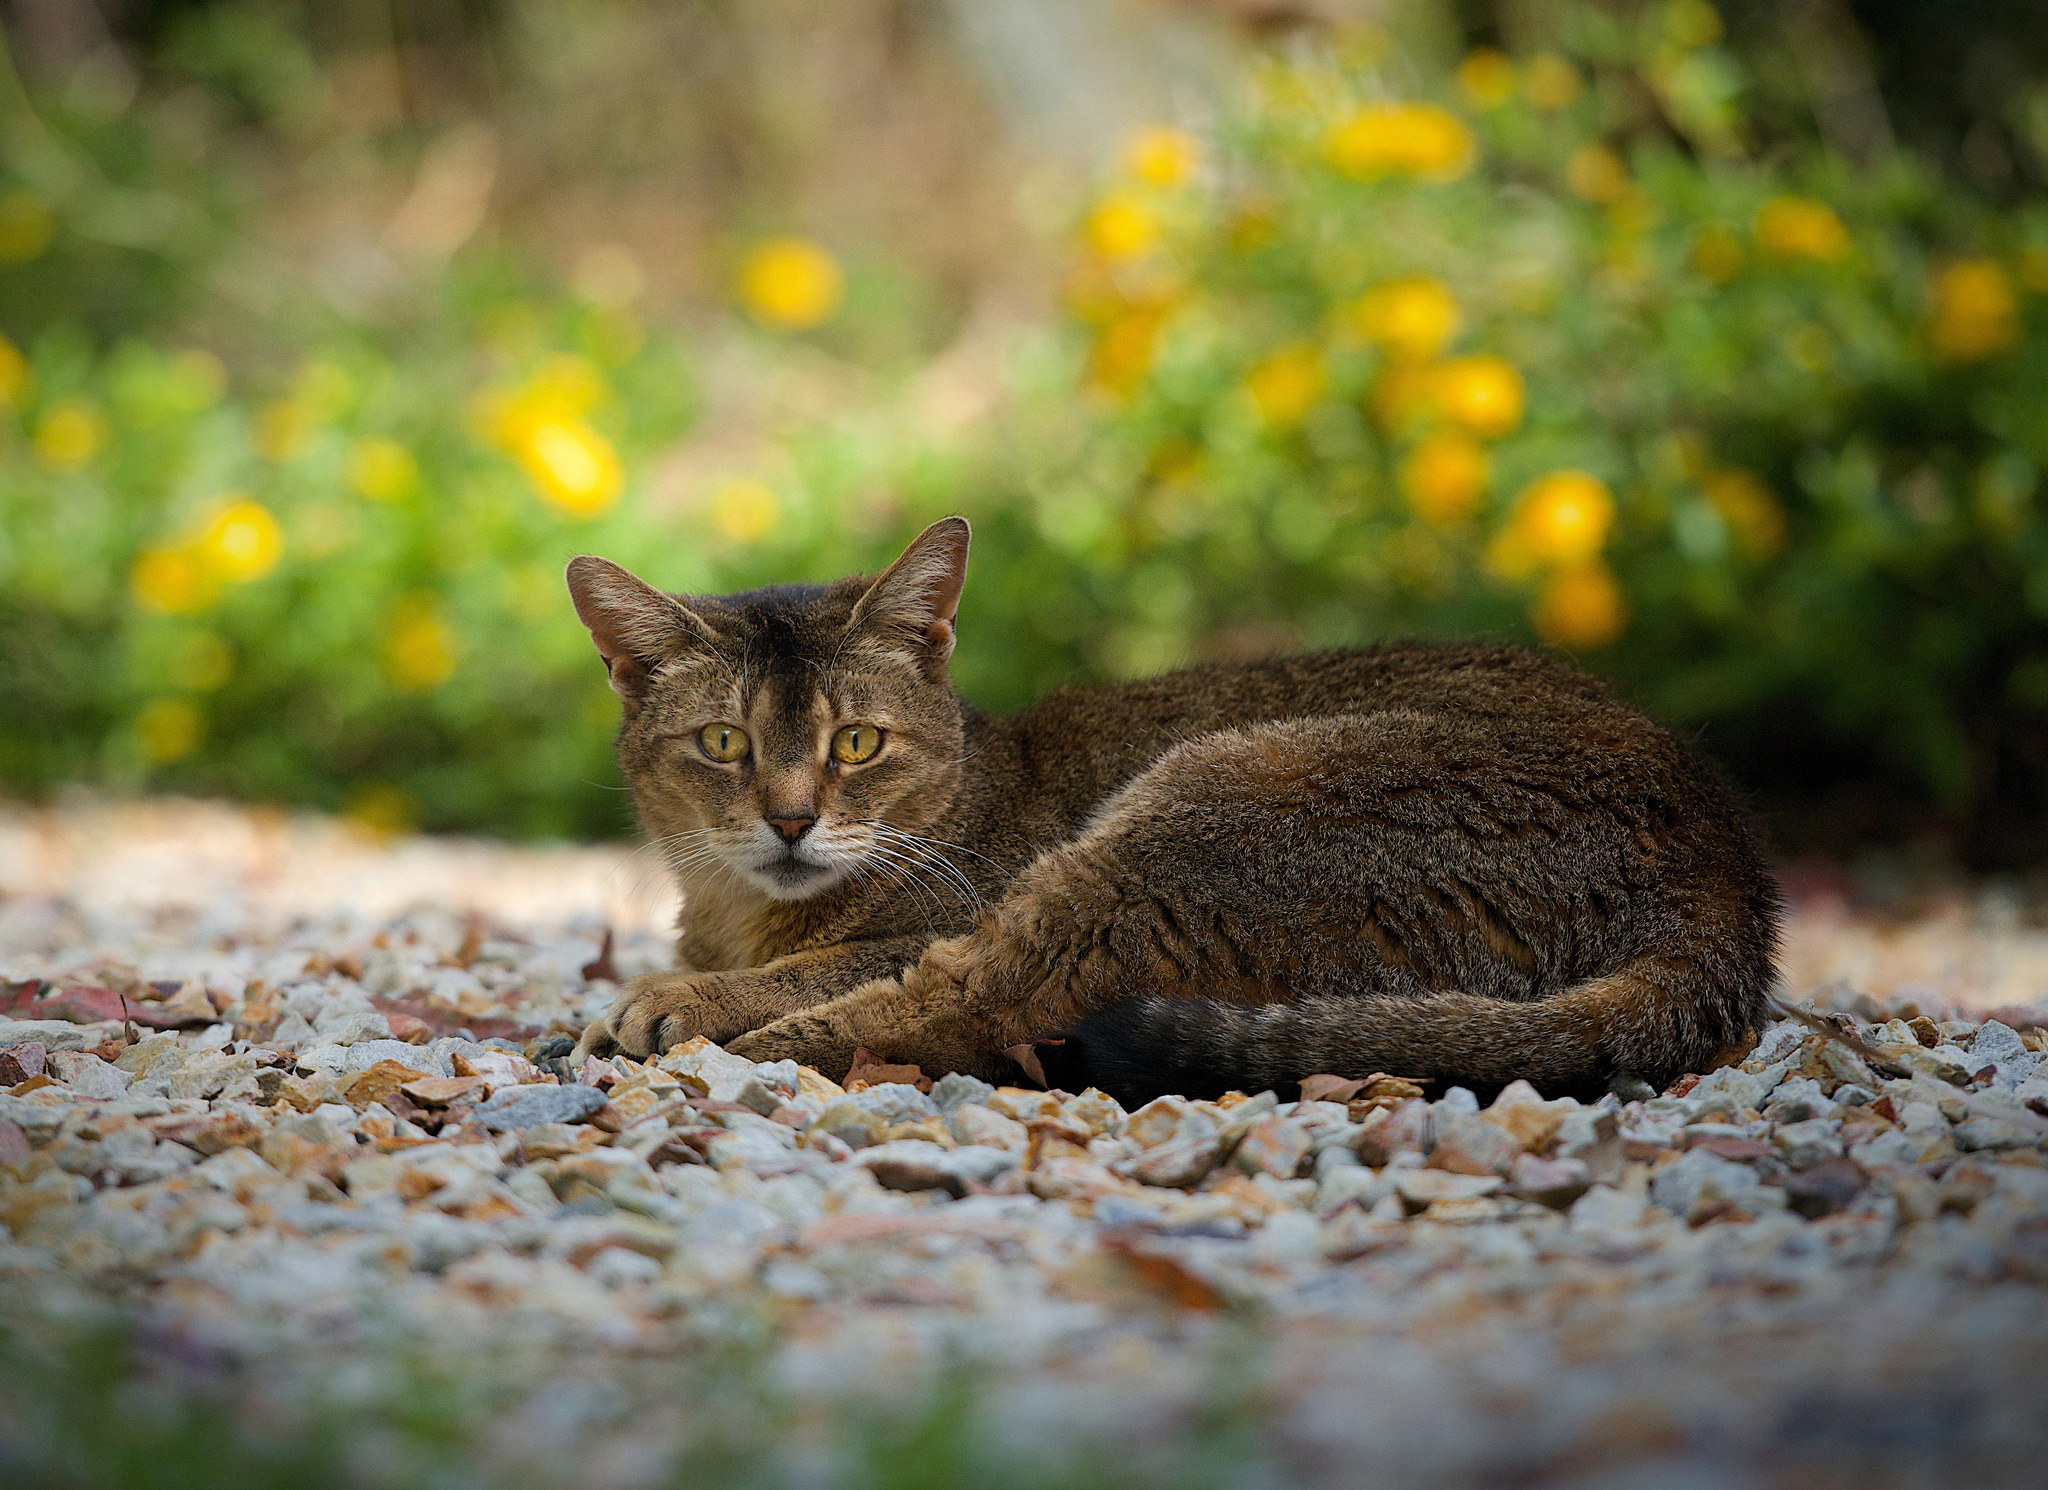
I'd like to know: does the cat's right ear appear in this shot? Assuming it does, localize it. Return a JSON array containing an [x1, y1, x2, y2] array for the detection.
[[565, 556, 710, 699]]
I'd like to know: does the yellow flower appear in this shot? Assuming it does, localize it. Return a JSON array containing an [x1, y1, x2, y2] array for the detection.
[[1692, 223, 1746, 283], [515, 418, 622, 518], [131, 546, 218, 615], [135, 699, 202, 765], [1755, 197, 1850, 262], [1087, 305, 1169, 396], [1512, 470, 1616, 564], [1523, 54, 1584, 112], [174, 632, 235, 691], [710, 478, 779, 543], [344, 784, 419, 839], [383, 596, 458, 691], [1082, 194, 1160, 262], [1351, 277, 1461, 362], [1370, 361, 1441, 430], [199, 500, 285, 582], [738, 237, 845, 329], [0, 190, 54, 263], [33, 398, 107, 469], [1566, 144, 1628, 205], [1326, 103, 1474, 182], [1400, 433, 1489, 525], [1929, 259, 2018, 362], [1435, 354, 1525, 438], [1533, 563, 1627, 648], [2020, 246, 2048, 294], [1703, 469, 1786, 557], [254, 400, 308, 461], [294, 362, 356, 422], [1125, 126, 1199, 186], [0, 333, 28, 407], [1245, 345, 1327, 425], [348, 438, 420, 502], [1457, 49, 1517, 109]]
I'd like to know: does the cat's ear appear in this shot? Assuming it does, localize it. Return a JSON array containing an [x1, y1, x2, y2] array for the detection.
[[850, 517, 970, 676], [565, 556, 714, 699]]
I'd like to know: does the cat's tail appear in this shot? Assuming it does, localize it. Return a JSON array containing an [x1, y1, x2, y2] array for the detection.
[[1034, 958, 1768, 1107]]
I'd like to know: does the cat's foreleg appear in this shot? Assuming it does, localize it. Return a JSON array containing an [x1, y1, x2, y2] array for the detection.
[[727, 841, 1220, 1078], [575, 935, 935, 1061]]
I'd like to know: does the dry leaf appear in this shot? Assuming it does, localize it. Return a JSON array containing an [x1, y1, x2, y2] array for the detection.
[[1298, 1073, 1367, 1104], [844, 1047, 932, 1093], [580, 928, 620, 984], [1002, 1039, 1064, 1089]]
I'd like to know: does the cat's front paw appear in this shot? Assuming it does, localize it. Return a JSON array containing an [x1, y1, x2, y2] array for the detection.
[[579, 972, 736, 1061], [727, 1012, 859, 1080]]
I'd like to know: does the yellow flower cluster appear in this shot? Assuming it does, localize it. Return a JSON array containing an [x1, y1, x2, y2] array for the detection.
[[738, 237, 844, 330], [473, 355, 623, 518], [1326, 102, 1474, 182], [1074, 128, 1203, 395], [135, 699, 202, 765], [383, 593, 458, 692], [1702, 469, 1787, 557], [710, 477, 779, 543], [348, 438, 420, 501], [1488, 472, 1628, 649], [1456, 50, 1517, 110], [1125, 126, 1200, 187], [0, 332, 31, 407], [1928, 259, 2018, 362], [1351, 278, 1460, 362], [32, 398, 108, 470], [1244, 345, 1328, 425], [131, 498, 286, 615], [1755, 196, 1850, 262], [0, 190, 54, 263]]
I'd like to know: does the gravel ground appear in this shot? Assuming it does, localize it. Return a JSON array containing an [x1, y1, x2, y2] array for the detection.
[[3, 797, 2048, 1490]]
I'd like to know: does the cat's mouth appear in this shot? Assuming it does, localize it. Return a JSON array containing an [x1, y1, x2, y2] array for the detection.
[[745, 836, 851, 901]]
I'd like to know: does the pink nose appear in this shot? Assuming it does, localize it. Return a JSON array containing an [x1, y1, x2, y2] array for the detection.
[[768, 815, 815, 845]]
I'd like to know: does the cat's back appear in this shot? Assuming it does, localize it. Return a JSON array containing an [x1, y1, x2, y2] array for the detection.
[[962, 642, 1654, 837]]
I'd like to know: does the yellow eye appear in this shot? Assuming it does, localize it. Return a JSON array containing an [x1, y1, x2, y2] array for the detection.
[[831, 723, 884, 765], [697, 724, 750, 763]]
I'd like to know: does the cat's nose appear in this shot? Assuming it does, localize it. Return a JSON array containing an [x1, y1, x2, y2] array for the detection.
[[767, 814, 816, 845]]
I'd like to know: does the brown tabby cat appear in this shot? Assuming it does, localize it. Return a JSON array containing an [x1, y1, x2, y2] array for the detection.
[[569, 517, 1778, 1103]]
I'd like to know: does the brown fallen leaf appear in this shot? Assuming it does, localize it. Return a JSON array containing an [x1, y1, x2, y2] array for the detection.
[[844, 1047, 932, 1093], [1298, 1073, 1367, 1104], [580, 928, 620, 984], [1002, 1039, 1064, 1089]]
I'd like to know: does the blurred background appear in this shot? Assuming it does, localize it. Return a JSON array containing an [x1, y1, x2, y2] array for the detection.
[[2, 0, 2047, 865]]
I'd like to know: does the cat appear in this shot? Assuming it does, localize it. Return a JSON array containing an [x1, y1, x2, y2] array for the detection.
[[568, 516, 1779, 1105]]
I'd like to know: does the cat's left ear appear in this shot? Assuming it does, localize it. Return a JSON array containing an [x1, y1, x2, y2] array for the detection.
[[851, 516, 969, 676]]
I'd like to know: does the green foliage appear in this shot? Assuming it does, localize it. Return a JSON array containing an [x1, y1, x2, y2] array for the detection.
[[987, 19, 2048, 819], [4, 5, 2048, 842]]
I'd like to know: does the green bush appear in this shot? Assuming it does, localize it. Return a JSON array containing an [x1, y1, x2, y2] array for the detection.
[[5, 5, 2048, 848], [971, 16, 2048, 839]]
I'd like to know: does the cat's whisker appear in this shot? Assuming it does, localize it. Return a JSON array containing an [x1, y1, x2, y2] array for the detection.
[[867, 823, 994, 903], [859, 841, 966, 920], [871, 832, 981, 909], [855, 853, 939, 935]]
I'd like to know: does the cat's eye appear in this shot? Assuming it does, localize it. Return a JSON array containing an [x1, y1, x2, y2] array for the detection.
[[831, 724, 885, 765], [697, 724, 750, 763]]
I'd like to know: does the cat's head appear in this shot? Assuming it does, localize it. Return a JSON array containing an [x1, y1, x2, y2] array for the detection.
[[566, 518, 970, 902]]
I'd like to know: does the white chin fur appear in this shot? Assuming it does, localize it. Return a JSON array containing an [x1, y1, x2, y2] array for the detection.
[[746, 857, 849, 901]]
